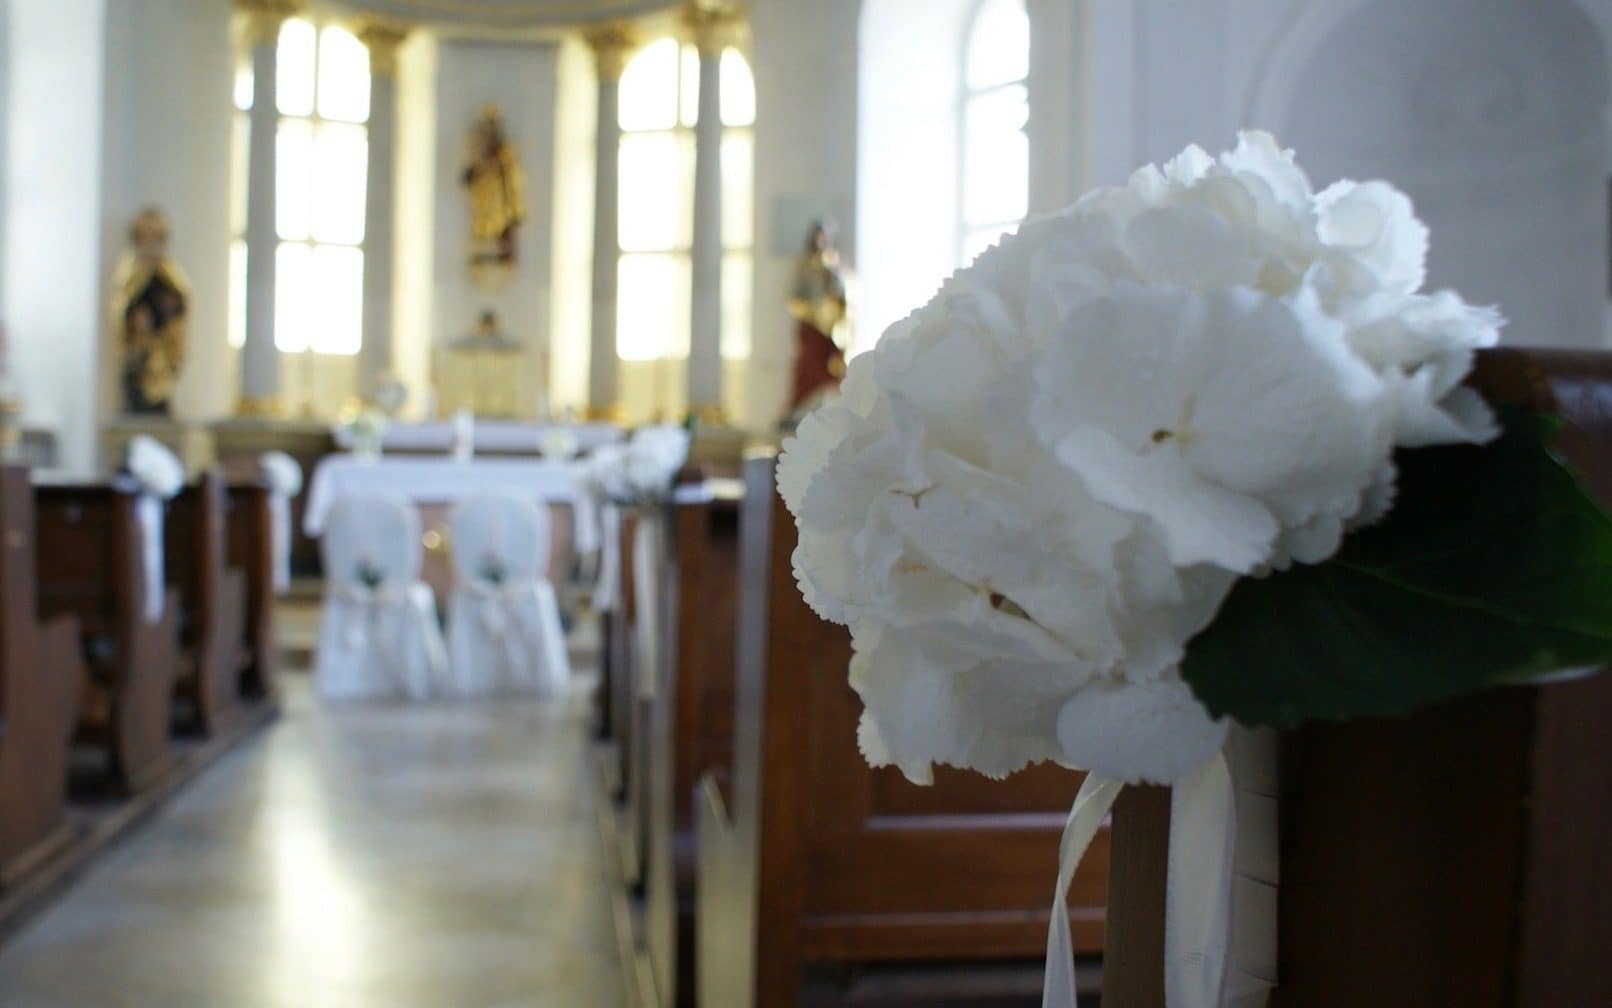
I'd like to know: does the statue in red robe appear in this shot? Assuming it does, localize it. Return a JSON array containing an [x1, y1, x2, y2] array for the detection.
[[786, 220, 851, 421]]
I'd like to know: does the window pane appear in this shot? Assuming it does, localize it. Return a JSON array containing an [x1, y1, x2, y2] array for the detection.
[[721, 130, 753, 249], [274, 243, 311, 353], [276, 119, 313, 241], [317, 25, 370, 123], [680, 43, 700, 128], [619, 38, 678, 132], [721, 253, 751, 359], [234, 62, 254, 111], [966, 0, 1029, 90], [308, 245, 364, 355], [963, 84, 1028, 227], [617, 253, 689, 360], [230, 114, 249, 236], [228, 240, 247, 349], [619, 131, 690, 252], [720, 48, 755, 127], [311, 123, 367, 245], [277, 19, 317, 116]]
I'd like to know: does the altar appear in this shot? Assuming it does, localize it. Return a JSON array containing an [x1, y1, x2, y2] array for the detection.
[[331, 420, 623, 457], [303, 455, 600, 601]]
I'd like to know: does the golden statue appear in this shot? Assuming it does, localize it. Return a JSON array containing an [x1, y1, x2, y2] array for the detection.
[[787, 219, 851, 417], [111, 208, 189, 415], [462, 104, 525, 285]]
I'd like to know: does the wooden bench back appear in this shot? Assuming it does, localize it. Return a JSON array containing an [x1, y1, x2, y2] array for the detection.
[[225, 480, 276, 697], [33, 479, 146, 658], [729, 455, 1105, 1000], [0, 466, 35, 718], [165, 469, 229, 647]]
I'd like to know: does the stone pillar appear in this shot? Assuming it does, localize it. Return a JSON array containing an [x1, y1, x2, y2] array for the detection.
[[684, 2, 739, 423], [357, 20, 408, 401], [236, 0, 300, 416], [584, 22, 636, 420]]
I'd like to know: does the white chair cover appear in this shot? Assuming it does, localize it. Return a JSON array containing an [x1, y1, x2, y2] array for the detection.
[[445, 494, 572, 697], [314, 495, 446, 700]]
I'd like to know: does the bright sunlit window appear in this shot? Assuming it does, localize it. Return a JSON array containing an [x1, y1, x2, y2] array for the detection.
[[229, 19, 370, 355], [960, 0, 1029, 265], [615, 38, 755, 363]]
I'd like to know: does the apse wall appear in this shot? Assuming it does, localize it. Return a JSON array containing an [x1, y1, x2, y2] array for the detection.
[[430, 37, 559, 417]]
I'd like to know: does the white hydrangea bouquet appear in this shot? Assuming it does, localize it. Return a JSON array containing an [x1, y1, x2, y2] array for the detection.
[[583, 424, 691, 507], [780, 133, 1612, 1007]]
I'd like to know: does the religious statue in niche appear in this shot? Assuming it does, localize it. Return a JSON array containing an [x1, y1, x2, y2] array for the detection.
[[785, 219, 852, 424], [111, 207, 189, 415], [462, 105, 525, 289]]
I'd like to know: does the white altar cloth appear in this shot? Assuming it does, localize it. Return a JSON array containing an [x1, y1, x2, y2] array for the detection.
[[331, 420, 623, 455], [303, 456, 599, 553]]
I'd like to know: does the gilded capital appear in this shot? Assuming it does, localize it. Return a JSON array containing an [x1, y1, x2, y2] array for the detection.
[[235, 0, 303, 46], [357, 20, 411, 77], [684, 0, 744, 57], [582, 21, 639, 82]]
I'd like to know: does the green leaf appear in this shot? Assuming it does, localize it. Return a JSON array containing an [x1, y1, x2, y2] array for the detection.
[[1182, 410, 1612, 728]]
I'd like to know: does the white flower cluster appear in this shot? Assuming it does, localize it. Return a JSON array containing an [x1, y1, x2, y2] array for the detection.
[[259, 450, 303, 497], [584, 425, 691, 505], [780, 132, 1500, 786], [124, 435, 185, 499]]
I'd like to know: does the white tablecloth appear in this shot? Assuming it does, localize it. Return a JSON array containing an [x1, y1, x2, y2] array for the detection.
[[331, 420, 624, 455], [303, 456, 599, 553]]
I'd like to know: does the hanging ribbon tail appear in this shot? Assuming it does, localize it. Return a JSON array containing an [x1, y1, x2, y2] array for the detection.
[[1165, 736, 1280, 1008], [269, 492, 293, 593], [1043, 774, 1125, 1008], [135, 494, 166, 624]]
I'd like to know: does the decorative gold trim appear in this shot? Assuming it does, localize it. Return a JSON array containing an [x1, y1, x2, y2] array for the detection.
[[689, 402, 727, 426], [235, 394, 285, 418], [684, 0, 744, 56], [357, 20, 411, 77], [235, 0, 304, 45], [582, 20, 639, 81], [583, 402, 628, 424]]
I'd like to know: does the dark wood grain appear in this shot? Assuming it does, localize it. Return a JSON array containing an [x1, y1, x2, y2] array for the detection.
[[225, 480, 277, 699], [0, 467, 86, 886], [34, 479, 177, 793], [697, 456, 1106, 1008], [166, 470, 248, 736]]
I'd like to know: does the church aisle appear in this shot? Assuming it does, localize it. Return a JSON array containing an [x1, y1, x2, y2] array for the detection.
[[0, 679, 626, 1008]]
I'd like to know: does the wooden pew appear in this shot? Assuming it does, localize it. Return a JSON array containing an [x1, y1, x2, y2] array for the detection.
[[646, 484, 743, 1007], [695, 456, 1108, 1008], [166, 469, 248, 736], [225, 479, 278, 700], [34, 478, 179, 793], [0, 467, 85, 885], [1102, 347, 1612, 1005]]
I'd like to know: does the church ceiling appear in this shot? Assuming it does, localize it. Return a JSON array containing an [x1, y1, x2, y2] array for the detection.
[[343, 0, 679, 29]]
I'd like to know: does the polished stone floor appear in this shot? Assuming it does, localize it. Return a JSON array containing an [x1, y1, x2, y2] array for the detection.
[[0, 677, 625, 1007]]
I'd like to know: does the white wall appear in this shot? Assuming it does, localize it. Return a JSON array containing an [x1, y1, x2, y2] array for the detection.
[[1071, 0, 1610, 349], [4, 0, 106, 472], [431, 37, 558, 417], [393, 30, 439, 419], [549, 32, 595, 416], [749, 0, 860, 429], [98, 0, 235, 424]]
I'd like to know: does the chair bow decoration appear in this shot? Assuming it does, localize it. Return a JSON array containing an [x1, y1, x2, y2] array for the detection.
[[779, 132, 1612, 1007], [124, 435, 185, 624]]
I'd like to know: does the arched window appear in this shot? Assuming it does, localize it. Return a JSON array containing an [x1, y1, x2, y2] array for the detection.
[[616, 37, 754, 418], [958, 0, 1028, 265], [229, 18, 370, 355]]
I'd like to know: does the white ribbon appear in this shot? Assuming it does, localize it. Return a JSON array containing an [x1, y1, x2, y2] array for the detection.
[[269, 492, 293, 592], [1043, 736, 1277, 1008], [592, 503, 622, 614], [330, 580, 442, 698], [135, 493, 166, 624], [631, 510, 660, 700], [467, 577, 530, 680]]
